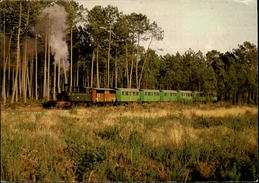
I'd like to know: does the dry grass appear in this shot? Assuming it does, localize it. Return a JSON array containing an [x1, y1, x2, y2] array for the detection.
[[1, 102, 258, 182], [183, 106, 257, 118]]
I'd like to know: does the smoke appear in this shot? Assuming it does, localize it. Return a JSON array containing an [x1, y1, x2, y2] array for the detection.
[[41, 4, 69, 71]]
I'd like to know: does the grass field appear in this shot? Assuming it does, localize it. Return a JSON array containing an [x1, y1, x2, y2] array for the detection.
[[1, 102, 258, 182]]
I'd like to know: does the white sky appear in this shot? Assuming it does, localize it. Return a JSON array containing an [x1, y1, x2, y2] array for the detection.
[[76, 0, 257, 55]]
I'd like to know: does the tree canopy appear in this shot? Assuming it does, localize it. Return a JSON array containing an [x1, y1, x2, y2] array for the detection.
[[0, 0, 257, 105]]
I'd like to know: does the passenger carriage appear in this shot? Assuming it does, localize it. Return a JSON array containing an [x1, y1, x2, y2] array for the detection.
[[178, 90, 193, 102], [160, 90, 179, 101], [140, 89, 161, 102], [115, 88, 140, 103]]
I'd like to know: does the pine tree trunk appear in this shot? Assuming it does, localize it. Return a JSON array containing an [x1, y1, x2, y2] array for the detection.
[[30, 54, 33, 99], [91, 49, 95, 88], [58, 59, 61, 93], [19, 62, 22, 97], [35, 36, 38, 100], [125, 42, 129, 88], [22, 7, 30, 103], [135, 35, 140, 89], [26, 69, 31, 98], [11, 2, 22, 104], [70, 28, 73, 92], [7, 42, 11, 99], [1, 14, 6, 105], [12, 64, 15, 93], [115, 49, 118, 88], [43, 34, 47, 98], [138, 36, 153, 88], [129, 48, 134, 88], [47, 39, 50, 100], [63, 58, 68, 84], [1, 57, 6, 105], [107, 26, 111, 88], [96, 45, 100, 88], [22, 37, 28, 103], [27, 66, 31, 99], [53, 61, 56, 100], [7, 55, 10, 99]]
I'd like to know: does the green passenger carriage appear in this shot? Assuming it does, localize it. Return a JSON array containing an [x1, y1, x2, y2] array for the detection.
[[160, 90, 179, 101], [140, 89, 161, 102], [178, 90, 193, 102], [115, 88, 141, 102]]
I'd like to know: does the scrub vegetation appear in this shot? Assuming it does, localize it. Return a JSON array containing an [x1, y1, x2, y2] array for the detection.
[[1, 102, 258, 182]]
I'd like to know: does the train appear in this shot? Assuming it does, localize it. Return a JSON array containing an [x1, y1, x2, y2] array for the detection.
[[42, 86, 217, 108]]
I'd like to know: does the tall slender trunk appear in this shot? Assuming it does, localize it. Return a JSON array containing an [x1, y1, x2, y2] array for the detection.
[[7, 54, 10, 99], [70, 28, 73, 92], [107, 25, 111, 88], [19, 62, 22, 97], [12, 64, 15, 93], [2, 14, 6, 105], [53, 61, 56, 100], [35, 36, 38, 100], [90, 49, 94, 88], [11, 2, 22, 104], [47, 38, 50, 100], [115, 49, 118, 88], [27, 65, 31, 98], [43, 34, 47, 98], [7, 37, 11, 99], [22, 7, 30, 103], [125, 42, 129, 88], [129, 47, 134, 88], [58, 59, 61, 93], [30, 54, 33, 99], [63, 59, 68, 84], [135, 35, 140, 88], [96, 44, 100, 88], [1, 19, 11, 104], [22, 37, 28, 103], [138, 36, 153, 88]]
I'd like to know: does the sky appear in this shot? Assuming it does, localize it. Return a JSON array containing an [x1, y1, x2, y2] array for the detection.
[[76, 0, 257, 55]]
